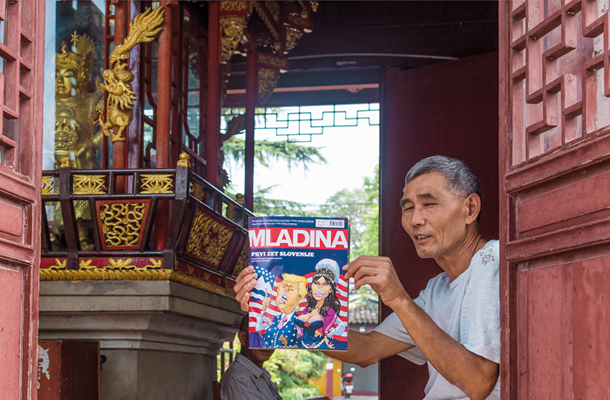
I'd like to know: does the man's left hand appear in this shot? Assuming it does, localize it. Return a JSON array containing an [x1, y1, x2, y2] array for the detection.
[[344, 255, 411, 310]]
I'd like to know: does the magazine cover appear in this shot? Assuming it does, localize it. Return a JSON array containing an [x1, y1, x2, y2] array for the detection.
[[247, 216, 349, 350]]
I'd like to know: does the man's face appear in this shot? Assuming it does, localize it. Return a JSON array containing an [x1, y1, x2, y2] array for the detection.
[[275, 280, 303, 314], [400, 172, 470, 261], [239, 331, 275, 368]]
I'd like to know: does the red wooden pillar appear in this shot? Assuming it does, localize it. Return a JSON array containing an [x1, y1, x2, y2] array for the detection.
[[244, 30, 257, 210], [112, 0, 129, 173], [205, 2, 220, 186], [155, 0, 173, 251]]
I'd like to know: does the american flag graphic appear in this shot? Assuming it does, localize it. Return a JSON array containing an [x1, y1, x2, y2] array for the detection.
[[249, 265, 349, 342]]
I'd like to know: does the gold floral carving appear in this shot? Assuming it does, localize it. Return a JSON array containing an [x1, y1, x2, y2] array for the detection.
[[42, 176, 56, 196], [169, 270, 234, 297], [191, 183, 207, 202], [100, 6, 165, 143], [258, 68, 280, 105], [40, 259, 234, 298], [287, 13, 310, 29], [99, 202, 147, 247], [220, 16, 246, 62], [73, 175, 107, 194], [233, 241, 249, 277], [139, 174, 174, 194], [41, 257, 171, 281], [285, 27, 304, 52], [258, 53, 288, 70], [185, 209, 234, 267], [220, 1, 249, 12]]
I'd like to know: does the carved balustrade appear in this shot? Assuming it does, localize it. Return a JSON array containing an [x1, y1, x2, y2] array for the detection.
[[40, 160, 252, 297]]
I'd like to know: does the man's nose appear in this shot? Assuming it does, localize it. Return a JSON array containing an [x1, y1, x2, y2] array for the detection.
[[409, 206, 425, 226]]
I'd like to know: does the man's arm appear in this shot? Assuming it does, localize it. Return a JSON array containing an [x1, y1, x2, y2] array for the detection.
[[323, 329, 414, 367], [346, 256, 499, 400]]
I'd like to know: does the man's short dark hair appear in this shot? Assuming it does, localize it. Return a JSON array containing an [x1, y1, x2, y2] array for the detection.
[[405, 155, 483, 202]]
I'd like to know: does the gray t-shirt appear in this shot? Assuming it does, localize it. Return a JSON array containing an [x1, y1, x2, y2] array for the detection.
[[375, 240, 500, 400]]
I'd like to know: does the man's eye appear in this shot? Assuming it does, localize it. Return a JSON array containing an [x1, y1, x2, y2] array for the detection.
[[424, 203, 437, 207], [402, 206, 413, 212]]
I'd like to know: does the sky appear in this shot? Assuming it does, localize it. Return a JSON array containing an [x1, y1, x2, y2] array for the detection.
[[224, 104, 380, 209]]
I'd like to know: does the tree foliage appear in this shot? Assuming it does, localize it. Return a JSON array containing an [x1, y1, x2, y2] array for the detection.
[[265, 349, 327, 392], [222, 135, 326, 171]]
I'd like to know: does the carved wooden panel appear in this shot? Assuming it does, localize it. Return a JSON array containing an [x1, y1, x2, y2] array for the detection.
[[0, 0, 44, 397], [501, 0, 610, 398]]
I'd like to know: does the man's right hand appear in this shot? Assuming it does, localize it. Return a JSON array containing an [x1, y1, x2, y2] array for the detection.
[[233, 265, 258, 312]]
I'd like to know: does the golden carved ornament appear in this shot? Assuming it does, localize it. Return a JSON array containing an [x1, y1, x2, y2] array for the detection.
[[177, 152, 192, 167], [40, 258, 234, 298], [191, 182, 207, 202], [232, 241, 249, 277], [139, 174, 174, 194], [99, 202, 147, 248], [285, 27, 304, 52], [100, 6, 165, 143], [42, 176, 56, 196], [220, 16, 247, 62], [185, 209, 234, 267], [220, 1, 249, 12], [60, 157, 71, 168], [73, 175, 107, 195], [41, 258, 171, 282], [226, 203, 236, 221], [258, 53, 288, 70], [258, 68, 280, 105]]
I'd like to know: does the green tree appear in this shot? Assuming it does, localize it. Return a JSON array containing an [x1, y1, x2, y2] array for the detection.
[[317, 165, 379, 260], [265, 349, 327, 392], [251, 186, 315, 217], [359, 164, 379, 257]]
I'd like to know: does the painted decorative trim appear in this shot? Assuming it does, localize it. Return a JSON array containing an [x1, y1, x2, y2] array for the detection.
[[39, 257, 234, 299], [73, 175, 107, 194]]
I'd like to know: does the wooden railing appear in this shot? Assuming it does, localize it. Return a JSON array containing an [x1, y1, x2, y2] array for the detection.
[[40, 157, 253, 291]]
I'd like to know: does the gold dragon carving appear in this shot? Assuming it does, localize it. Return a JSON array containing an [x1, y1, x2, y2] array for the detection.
[[100, 6, 165, 143]]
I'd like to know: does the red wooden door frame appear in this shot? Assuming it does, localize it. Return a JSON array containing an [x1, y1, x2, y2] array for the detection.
[[379, 52, 499, 399], [500, 1, 610, 398], [0, 0, 44, 398]]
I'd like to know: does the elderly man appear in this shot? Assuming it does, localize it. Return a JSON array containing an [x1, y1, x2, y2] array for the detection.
[[235, 156, 500, 400]]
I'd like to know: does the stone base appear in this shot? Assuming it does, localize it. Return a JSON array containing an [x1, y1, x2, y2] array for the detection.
[[39, 280, 244, 400]]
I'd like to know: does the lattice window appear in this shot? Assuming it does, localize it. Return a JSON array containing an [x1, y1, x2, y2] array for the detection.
[[509, 0, 610, 165], [0, 0, 35, 174], [221, 103, 380, 143]]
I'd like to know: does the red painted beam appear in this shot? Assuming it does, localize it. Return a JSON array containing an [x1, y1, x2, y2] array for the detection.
[[155, 1, 173, 251], [205, 2, 220, 186]]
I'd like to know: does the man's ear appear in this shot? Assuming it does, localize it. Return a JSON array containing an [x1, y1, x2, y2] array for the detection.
[[238, 330, 247, 347], [464, 193, 481, 225]]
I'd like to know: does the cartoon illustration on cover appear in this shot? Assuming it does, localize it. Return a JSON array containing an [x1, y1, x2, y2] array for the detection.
[[247, 216, 349, 350]]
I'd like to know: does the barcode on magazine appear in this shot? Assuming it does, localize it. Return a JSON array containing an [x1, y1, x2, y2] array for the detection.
[[316, 219, 345, 228]]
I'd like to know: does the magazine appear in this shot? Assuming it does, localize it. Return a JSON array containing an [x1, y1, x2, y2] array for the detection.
[[247, 216, 349, 350]]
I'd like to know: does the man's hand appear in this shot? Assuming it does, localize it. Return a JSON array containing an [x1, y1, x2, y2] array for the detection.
[[233, 266, 257, 312], [344, 256, 411, 310]]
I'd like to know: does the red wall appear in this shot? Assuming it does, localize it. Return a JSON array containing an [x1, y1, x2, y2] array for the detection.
[[379, 51, 499, 399]]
